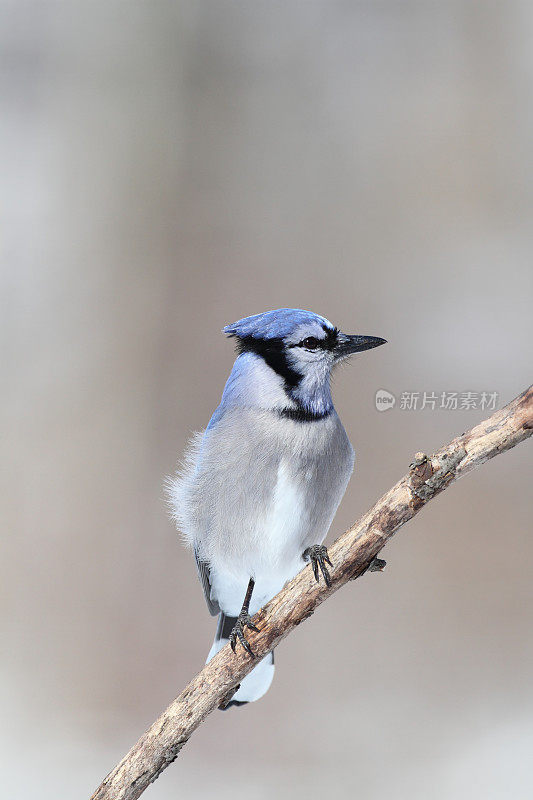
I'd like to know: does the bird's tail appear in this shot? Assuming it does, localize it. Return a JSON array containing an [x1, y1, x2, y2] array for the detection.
[[207, 613, 275, 709]]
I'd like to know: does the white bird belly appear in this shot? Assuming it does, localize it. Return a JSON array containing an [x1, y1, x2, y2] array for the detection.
[[174, 407, 355, 618], [260, 459, 307, 568], [210, 459, 308, 615]]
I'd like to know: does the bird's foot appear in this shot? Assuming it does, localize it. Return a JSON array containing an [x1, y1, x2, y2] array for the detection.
[[367, 557, 386, 572], [229, 611, 260, 657], [303, 544, 333, 587]]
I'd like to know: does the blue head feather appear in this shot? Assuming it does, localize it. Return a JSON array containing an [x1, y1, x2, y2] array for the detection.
[[223, 308, 335, 341]]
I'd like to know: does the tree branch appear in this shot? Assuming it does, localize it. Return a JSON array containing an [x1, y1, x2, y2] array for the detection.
[[91, 385, 533, 800]]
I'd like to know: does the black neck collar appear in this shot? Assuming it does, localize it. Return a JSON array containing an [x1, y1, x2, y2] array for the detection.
[[277, 406, 332, 423]]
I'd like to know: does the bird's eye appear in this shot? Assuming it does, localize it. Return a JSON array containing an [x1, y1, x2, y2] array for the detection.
[[301, 336, 320, 350]]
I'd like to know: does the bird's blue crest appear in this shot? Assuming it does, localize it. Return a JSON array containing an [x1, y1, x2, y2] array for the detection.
[[223, 308, 334, 341]]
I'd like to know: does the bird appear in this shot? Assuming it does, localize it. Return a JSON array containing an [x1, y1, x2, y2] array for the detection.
[[167, 308, 386, 708]]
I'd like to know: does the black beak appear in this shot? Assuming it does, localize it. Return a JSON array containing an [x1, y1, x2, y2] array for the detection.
[[335, 334, 387, 358]]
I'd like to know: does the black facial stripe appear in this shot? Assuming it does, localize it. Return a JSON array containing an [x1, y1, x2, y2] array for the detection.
[[277, 406, 332, 422], [233, 335, 302, 390], [288, 325, 339, 351], [322, 325, 339, 350]]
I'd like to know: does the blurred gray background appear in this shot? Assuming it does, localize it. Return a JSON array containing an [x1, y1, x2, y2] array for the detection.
[[2, 2, 533, 798]]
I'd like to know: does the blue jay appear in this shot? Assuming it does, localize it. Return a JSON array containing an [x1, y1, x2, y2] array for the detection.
[[168, 309, 386, 708]]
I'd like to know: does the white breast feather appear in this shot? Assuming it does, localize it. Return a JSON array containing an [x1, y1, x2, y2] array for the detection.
[[262, 459, 304, 564]]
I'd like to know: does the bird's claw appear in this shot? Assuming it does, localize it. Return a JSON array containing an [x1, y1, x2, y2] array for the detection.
[[229, 612, 260, 657], [303, 544, 333, 587]]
